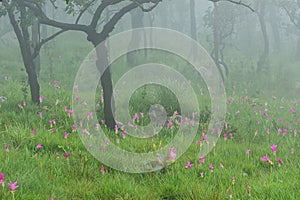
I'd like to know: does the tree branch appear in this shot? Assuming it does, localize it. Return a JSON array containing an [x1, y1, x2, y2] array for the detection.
[[209, 0, 255, 12], [75, 0, 97, 24]]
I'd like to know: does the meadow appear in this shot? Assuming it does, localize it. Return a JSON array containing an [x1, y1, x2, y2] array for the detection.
[[0, 33, 299, 199]]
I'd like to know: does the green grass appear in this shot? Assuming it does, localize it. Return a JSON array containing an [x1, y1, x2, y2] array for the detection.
[[0, 33, 299, 199]]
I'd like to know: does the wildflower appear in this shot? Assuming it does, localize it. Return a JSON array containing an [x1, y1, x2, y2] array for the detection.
[[200, 171, 204, 177], [232, 176, 235, 185], [0, 173, 4, 187], [277, 128, 282, 135], [283, 129, 288, 136], [65, 152, 69, 160], [185, 161, 194, 169], [100, 166, 105, 174], [276, 157, 283, 164], [67, 110, 73, 117], [229, 189, 233, 199], [246, 149, 250, 155], [38, 111, 42, 118], [87, 112, 93, 120], [49, 119, 55, 127], [55, 99, 60, 105], [72, 125, 77, 132], [291, 148, 295, 154], [229, 133, 233, 139], [270, 144, 277, 155], [8, 181, 19, 193], [121, 131, 126, 139], [261, 155, 273, 165], [228, 97, 233, 104], [290, 108, 296, 114], [223, 133, 227, 141], [64, 132, 70, 139], [209, 164, 214, 172], [31, 129, 36, 136], [5, 145, 9, 152], [246, 182, 251, 197], [36, 144, 43, 149], [262, 109, 268, 116], [220, 163, 224, 168], [39, 96, 45, 103]]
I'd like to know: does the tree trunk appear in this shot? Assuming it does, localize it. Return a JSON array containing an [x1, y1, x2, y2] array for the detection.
[[296, 33, 300, 60], [32, 18, 41, 76], [127, 8, 144, 65], [269, 5, 281, 52], [190, 0, 197, 41], [212, 2, 225, 81], [5, 2, 40, 104], [257, 1, 269, 73], [93, 41, 116, 130]]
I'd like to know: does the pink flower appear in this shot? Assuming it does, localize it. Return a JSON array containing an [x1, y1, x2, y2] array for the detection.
[[5, 145, 9, 152], [36, 144, 43, 149], [200, 171, 204, 177], [261, 155, 273, 165], [8, 181, 19, 193], [185, 161, 194, 169], [209, 164, 214, 172], [223, 133, 227, 141], [277, 128, 282, 135], [0, 173, 4, 187], [64, 132, 70, 139], [220, 163, 224, 168], [121, 131, 126, 139], [246, 149, 250, 155], [68, 110, 73, 116], [276, 157, 283, 164], [31, 129, 36, 136], [55, 99, 60, 105], [228, 97, 233, 104], [270, 144, 277, 155], [231, 176, 235, 185], [38, 111, 42, 118], [290, 108, 296, 114], [229, 133, 233, 139], [39, 96, 45, 103], [49, 119, 55, 127], [65, 152, 69, 160], [100, 166, 105, 174], [72, 125, 77, 132]]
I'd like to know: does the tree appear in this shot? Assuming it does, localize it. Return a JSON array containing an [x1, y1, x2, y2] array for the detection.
[[1, 0, 254, 129]]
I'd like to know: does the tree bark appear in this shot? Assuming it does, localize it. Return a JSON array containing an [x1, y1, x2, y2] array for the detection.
[[5, 2, 40, 104], [257, 1, 269, 73]]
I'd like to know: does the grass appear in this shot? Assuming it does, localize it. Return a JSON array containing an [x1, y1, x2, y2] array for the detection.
[[0, 33, 299, 199]]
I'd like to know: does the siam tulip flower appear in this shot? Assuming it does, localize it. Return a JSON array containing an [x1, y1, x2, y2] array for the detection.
[[63, 106, 68, 111], [55, 99, 60, 105], [38, 112, 42, 118], [261, 155, 273, 164], [283, 129, 288, 136], [228, 97, 233, 104], [229, 189, 233, 199], [185, 161, 194, 169], [18, 104, 24, 110], [168, 148, 176, 162], [246, 182, 251, 197], [72, 125, 77, 132], [236, 110, 240, 114], [229, 133, 233, 139], [290, 148, 295, 154], [231, 176, 235, 185], [133, 113, 139, 122], [223, 133, 227, 141], [200, 171, 204, 178], [64, 132, 70, 139], [277, 128, 282, 135], [0, 173, 4, 187], [290, 108, 296, 114], [220, 163, 224, 168], [65, 152, 69, 160], [246, 149, 250, 155], [121, 131, 126, 139], [31, 129, 36, 136], [266, 128, 270, 134], [262, 109, 268, 116], [276, 157, 283, 164], [39, 96, 45, 103], [209, 164, 214, 172], [74, 95, 80, 101], [255, 130, 258, 136], [114, 124, 119, 134], [67, 110, 73, 117], [8, 181, 19, 193], [294, 118, 298, 124], [87, 112, 93, 120], [203, 135, 208, 143], [116, 138, 120, 143], [36, 144, 43, 149], [49, 119, 55, 127], [270, 144, 277, 155], [5, 145, 9, 152], [56, 153, 60, 158], [100, 166, 105, 174]]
